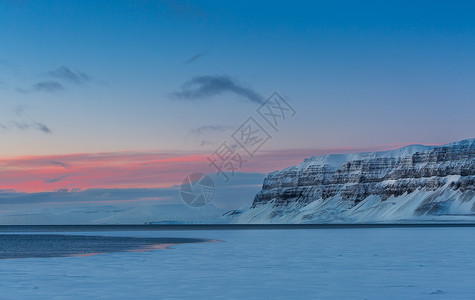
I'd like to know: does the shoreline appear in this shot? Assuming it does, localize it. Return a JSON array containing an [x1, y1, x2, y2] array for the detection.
[[2, 223, 475, 232]]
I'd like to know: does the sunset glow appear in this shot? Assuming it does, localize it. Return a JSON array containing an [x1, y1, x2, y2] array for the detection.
[[0, 143, 419, 193]]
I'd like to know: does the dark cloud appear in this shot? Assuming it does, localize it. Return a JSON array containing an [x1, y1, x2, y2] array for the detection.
[[1, 106, 53, 134], [43, 174, 69, 184], [183, 52, 205, 65], [32, 80, 64, 93], [16, 66, 91, 93], [200, 140, 213, 147], [48, 161, 69, 168], [190, 124, 234, 135], [49, 66, 91, 84], [172, 75, 264, 104], [0, 120, 52, 134], [190, 124, 234, 147], [35, 122, 52, 134]]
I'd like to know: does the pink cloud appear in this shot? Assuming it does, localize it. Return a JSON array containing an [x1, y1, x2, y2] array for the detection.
[[0, 151, 210, 192], [0, 143, 416, 192]]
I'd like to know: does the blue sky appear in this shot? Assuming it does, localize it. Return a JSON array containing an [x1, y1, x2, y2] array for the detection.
[[0, 1, 474, 195], [1, 0, 474, 156]]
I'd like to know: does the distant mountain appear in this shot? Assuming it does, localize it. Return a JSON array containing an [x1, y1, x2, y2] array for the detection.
[[231, 138, 475, 223], [0, 172, 266, 225], [0, 204, 228, 225]]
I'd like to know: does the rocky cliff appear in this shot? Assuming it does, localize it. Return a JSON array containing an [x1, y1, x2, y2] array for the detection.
[[232, 138, 475, 223]]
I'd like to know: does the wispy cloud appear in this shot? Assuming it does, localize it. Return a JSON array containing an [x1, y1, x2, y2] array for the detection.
[[32, 80, 65, 93], [190, 124, 235, 148], [183, 52, 205, 65], [190, 124, 234, 135], [43, 174, 70, 184], [200, 140, 213, 147], [48, 161, 69, 168], [0, 106, 52, 134], [17, 66, 91, 93], [35, 122, 52, 133], [11, 121, 29, 130], [49, 66, 91, 84], [171, 75, 264, 104], [15, 104, 27, 116], [0, 121, 52, 134]]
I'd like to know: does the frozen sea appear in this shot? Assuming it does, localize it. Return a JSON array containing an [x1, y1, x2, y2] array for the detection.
[[1, 226, 475, 299]]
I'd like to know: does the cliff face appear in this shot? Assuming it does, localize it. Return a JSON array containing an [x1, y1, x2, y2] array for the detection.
[[232, 139, 475, 223]]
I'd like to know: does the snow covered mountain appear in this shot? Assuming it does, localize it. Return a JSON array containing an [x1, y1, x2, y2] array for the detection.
[[232, 138, 475, 223]]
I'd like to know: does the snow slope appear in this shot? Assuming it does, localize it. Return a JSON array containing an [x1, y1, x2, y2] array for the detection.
[[232, 138, 475, 223]]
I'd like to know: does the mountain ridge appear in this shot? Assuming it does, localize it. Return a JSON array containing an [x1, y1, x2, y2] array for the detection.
[[231, 138, 475, 223]]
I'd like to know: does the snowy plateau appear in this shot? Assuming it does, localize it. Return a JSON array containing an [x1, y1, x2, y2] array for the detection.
[[232, 138, 475, 224]]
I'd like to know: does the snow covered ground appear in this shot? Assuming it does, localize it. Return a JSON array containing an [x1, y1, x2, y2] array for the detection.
[[1, 227, 475, 299]]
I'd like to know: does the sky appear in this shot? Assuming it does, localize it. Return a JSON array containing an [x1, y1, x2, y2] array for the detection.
[[0, 1, 474, 204]]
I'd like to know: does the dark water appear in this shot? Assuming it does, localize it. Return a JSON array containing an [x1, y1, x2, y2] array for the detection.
[[0, 234, 209, 259]]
